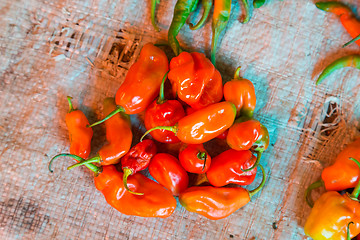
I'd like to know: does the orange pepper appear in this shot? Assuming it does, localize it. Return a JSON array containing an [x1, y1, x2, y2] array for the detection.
[[224, 67, 256, 117], [226, 117, 261, 151], [179, 165, 266, 220]]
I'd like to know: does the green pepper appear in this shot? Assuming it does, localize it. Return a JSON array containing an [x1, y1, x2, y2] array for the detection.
[[151, 0, 160, 31], [240, 0, 253, 24], [188, 0, 213, 30]]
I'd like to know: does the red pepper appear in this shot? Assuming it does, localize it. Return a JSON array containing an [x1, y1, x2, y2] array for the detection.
[[121, 140, 157, 195], [89, 43, 169, 127], [148, 153, 189, 196], [179, 144, 211, 173], [144, 71, 185, 143], [206, 149, 257, 187]]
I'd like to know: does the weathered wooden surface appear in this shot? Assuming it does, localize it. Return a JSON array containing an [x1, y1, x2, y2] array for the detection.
[[1, 0, 360, 239]]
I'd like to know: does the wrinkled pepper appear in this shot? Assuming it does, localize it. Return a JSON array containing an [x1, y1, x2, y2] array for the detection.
[[168, 0, 199, 56], [188, 0, 213, 30], [141, 101, 237, 144], [149, 153, 189, 196], [224, 66, 256, 117], [304, 158, 360, 240], [144, 71, 186, 143], [316, 54, 360, 85], [316, 2, 360, 47], [305, 138, 360, 207], [121, 140, 157, 195], [89, 43, 169, 127], [179, 164, 266, 220], [179, 144, 211, 173], [211, 0, 231, 66], [206, 149, 258, 187]]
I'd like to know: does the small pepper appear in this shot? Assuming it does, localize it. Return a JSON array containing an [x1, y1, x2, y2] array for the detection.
[[144, 71, 186, 143], [224, 66, 256, 117], [211, 0, 231, 66], [304, 158, 360, 240], [187, 0, 213, 30], [179, 144, 211, 173], [206, 149, 258, 187], [151, 0, 161, 31], [168, 0, 199, 56], [148, 153, 189, 196], [89, 43, 169, 127], [121, 140, 157, 195], [316, 2, 360, 47], [316, 54, 360, 85], [141, 101, 237, 144], [168, 51, 215, 106], [226, 117, 261, 151], [305, 138, 360, 207], [179, 164, 266, 220]]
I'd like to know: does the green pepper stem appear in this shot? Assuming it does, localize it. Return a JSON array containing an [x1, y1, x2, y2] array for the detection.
[[343, 34, 360, 48], [151, 0, 160, 31], [242, 151, 261, 172], [67, 96, 75, 113], [49, 153, 101, 174], [248, 164, 266, 198], [304, 180, 324, 208], [88, 106, 125, 127], [211, 7, 230, 66], [188, 0, 212, 30], [67, 155, 101, 170], [123, 168, 144, 195], [349, 158, 360, 199], [140, 125, 177, 142], [240, 0, 253, 24], [157, 70, 170, 104], [347, 222, 354, 240], [197, 151, 207, 171], [234, 66, 242, 79]]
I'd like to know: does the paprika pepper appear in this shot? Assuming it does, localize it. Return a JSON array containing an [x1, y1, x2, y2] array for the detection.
[[89, 43, 169, 127], [304, 158, 360, 240], [187, 0, 212, 30], [141, 101, 237, 144], [179, 164, 266, 220], [316, 2, 360, 47], [206, 149, 257, 187], [179, 144, 211, 173], [316, 54, 360, 85], [121, 140, 157, 195], [144, 71, 186, 143], [224, 66, 256, 117], [148, 153, 189, 196]]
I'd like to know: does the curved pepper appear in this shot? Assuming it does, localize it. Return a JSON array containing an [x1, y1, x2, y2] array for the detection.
[[316, 54, 360, 85], [304, 158, 360, 240], [168, 0, 199, 56], [141, 101, 237, 144], [144, 71, 186, 143], [179, 164, 266, 220], [224, 66, 256, 117], [179, 144, 211, 173], [151, 0, 160, 31], [211, 0, 231, 66], [89, 43, 169, 127], [148, 153, 189, 196], [239, 0, 254, 24], [121, 140, 157, 195], [316, 2, 360, 47], [188, 0, 213, 30], [168, 51, 215, 106], [206, 149, 257, 187]]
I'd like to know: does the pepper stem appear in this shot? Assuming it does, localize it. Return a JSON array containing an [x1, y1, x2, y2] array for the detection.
[[67, 96, 75, 113], [67, 155, 101, 170], [242, 151, 261, 172], [347, 222, 354, 240], [88, 106, 125, 127], [157, 70, 170, 105], [140, 125, 177, 142], [343, 34, 360, 47], [49, 153, 101, 174], [123, 168, 144, 195], [151, 0, 160, 31], [304, 180, 324, 208], [234, 66, 242, 79], [248, 164, 266, 198], [349, 158, 360, 199], [197, 151, 207, 171], [188, 0, 212, 30]]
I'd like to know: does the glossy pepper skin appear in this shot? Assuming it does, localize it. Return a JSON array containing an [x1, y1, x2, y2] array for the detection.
[[179, 144, 211, 173], [304, 158, 360, 240], [148, 153, 189, 196], [94, 165, 177, 218], [206, 149, 257, 187], [316, 55, 360, 85], [224, 67, 256, 117], [188, 0, 212, 30], [316, 2, 360, 47], [227, 117, 261, 151], [144, 72, 186, 143], [121, 140, 157, 195], [179, 164, 266, 220], [168, 52, 216, 106], [168, 0, 199, 56], [142, 101, 237, 144]]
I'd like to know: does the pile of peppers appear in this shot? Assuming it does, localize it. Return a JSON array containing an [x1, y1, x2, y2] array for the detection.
[[49, 42, 271, 220]]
